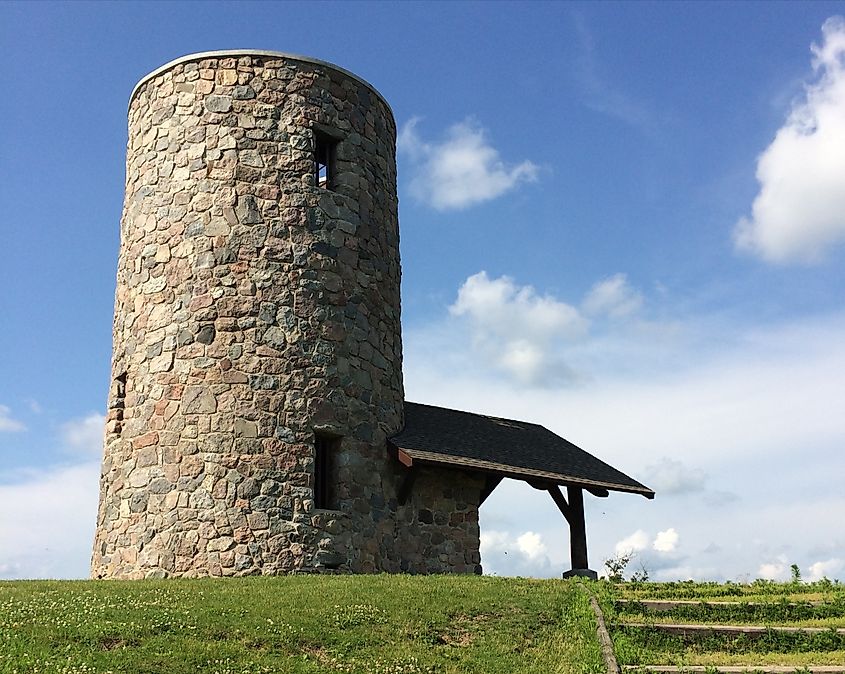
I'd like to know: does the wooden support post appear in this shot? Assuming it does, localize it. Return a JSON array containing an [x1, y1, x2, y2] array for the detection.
[[567, 486, 589, 571], [548, 484, 596, 579]]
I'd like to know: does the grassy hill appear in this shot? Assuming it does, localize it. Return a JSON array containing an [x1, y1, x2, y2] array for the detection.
[[3, 575, 844, 673], [0, 575, 604, 674]]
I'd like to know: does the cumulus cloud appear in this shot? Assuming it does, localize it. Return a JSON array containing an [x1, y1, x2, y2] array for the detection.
[[0, 405, 25, 432], [615, 529, 649, 555], [583, 273, 644, 319], [645, 458, 707, 495], [758, 555, 790, 581], [808, 557, 844, 581], [516, 531, 548, 560], [450, 271, 588, 385], [0, 461, 100, 579], [734, 16, 845, 263], [652, 565, 722, 582], [653, 528, 679, 553], [445, 270, 657, 386], [480, 529, 554, 576], [0, 412, 106, 579], [60, 413, 105, 456], [398, 118, 539, 210]]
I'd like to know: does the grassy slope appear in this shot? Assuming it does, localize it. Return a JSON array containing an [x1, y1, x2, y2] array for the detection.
[[0, 575, 605, 674]]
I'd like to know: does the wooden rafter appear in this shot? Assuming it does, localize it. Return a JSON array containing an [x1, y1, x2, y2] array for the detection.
[[395, 447, 416, 505]]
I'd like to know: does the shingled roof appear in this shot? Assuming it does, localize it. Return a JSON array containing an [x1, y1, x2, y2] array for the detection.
[[389, 402, 654, 498]]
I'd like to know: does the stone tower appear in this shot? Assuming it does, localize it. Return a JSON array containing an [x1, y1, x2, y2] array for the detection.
[[92, 51, 422, 578]]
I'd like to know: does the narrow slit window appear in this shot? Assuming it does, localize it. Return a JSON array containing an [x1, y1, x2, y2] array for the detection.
[[314, 130, 337, 190], [109, 372, 127, 436], [314, 432, 340, 509]]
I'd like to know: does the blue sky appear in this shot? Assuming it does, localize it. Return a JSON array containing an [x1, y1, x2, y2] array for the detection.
[[2, 1, 845, 581]]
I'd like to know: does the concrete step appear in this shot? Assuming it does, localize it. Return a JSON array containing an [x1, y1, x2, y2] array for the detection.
[[622, 667, 845, 673], [618, 622, 845, 637]]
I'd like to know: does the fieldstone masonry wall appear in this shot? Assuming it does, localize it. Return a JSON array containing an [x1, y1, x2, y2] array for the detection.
[[92, 51, 482, 579]]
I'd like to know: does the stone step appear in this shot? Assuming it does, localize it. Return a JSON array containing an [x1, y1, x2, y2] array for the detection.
[[618, 622, 845, 636], [622, 667, 845, 673]]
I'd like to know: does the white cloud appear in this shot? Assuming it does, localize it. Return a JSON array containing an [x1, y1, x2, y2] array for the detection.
[[573, 13, 658, 133], [450, 271, 588, 385], [758, 555, 789, 581], [440, 270, 665, 387], [0, 461, 100, 579], [645, 458, 707, 495], [480, 530, 511, 554], [450, 272, 587, 339], [808, 557, 844, 581], [652, 565, 721, 582], [444, 270, 660, 387], [583, 273, 644, 319], [408, 308, 845, 471], [480, 527, 555, 576], [397, 118, 539, 210], [60, 413, 105, 456], [735, 16, 845, 263], [615, 529, 649, 555], [653, 528, 679, 553], [0, 405, 25, 432], [516, 531, 548, 560], [0, 413, 106, 579]]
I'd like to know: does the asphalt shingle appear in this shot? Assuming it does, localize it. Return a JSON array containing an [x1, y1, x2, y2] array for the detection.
[[389, 401, 654, 498]]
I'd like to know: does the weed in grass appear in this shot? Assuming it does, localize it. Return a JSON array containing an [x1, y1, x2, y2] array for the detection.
[[329, 603, 388, 630]]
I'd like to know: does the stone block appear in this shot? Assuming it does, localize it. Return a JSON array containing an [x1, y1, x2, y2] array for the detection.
[[181, 386, 217, 414]]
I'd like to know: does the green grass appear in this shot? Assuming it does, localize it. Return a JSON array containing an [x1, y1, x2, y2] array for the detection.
[[0, 575, 605, 674], [604, 580, 845, 669], [615, 579, 843, 602], [615, 596, 845, 628]]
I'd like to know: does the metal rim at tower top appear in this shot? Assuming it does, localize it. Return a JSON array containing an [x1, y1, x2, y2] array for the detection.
[[128, 50, 393, 114], [92, 50, 484, 579]]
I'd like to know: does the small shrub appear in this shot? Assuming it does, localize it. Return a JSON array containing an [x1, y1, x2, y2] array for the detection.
[[604, 551, 634, 583], [791, 564, 802, 584]]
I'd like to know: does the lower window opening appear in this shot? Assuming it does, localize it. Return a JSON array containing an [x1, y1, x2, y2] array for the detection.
[[314, 432, 341, 510]]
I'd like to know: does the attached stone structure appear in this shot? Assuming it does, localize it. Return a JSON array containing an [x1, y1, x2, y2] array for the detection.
[[92, 51, 483, 579]]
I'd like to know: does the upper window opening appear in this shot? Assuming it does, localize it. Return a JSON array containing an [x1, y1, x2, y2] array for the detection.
[[110, 372, 127, 436], [314, 130, 338, 190], [314, 432, 341, 509]]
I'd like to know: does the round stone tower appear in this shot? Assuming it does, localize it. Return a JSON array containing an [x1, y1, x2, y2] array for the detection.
[[92, 51, 404, 578]]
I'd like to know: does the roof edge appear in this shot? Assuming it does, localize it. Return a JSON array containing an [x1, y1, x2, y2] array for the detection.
[[396, 446, 655, 499], [402, 400, 546, 430], [129, 50, 393, 116]]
